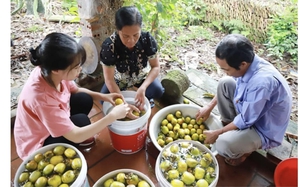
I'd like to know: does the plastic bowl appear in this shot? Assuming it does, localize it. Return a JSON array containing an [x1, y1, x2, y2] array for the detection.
[[14, 143, 88, 187], [92, 168, 155, 187], [148, 104, 223, 155], [155, 139, 219, 187], [274, 157, 298, 187]]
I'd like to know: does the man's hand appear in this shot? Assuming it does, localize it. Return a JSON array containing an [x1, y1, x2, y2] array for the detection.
[[203, 129, 222, 144], [196, 106, 212, 122]]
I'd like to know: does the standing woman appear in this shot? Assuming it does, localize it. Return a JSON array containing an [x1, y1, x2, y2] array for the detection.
[[100, 6, 165, 109], [14, 32, 131, 160]]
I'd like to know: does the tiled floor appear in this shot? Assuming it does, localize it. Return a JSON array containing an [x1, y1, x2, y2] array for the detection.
[[11, 99, 278, 187]]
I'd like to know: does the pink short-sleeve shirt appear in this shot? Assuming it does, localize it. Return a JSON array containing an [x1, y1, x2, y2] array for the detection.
[[14, 67, 78, 160]]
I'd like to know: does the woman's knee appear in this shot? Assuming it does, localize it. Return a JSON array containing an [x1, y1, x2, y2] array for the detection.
[[70, 113, 91, 127], [146, 79, 165, 99]]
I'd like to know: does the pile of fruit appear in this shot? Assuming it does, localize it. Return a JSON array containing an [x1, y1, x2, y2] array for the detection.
[[17, 145, 82, 187], [159, 141, 217, 187], [102, 172, 151, 187], [156, 110, 211, 149]]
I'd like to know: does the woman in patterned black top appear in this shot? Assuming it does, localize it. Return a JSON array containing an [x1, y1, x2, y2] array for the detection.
[[100, 6, 165, 109]]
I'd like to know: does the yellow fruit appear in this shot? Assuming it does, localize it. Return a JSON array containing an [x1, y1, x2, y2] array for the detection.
[[115, 98, 124, 105], [194, 167, 205, 179], [171, 179, 184, 187], [126, 173, 139, 185], [50, 155, 64, 165], [64, 148, 76, 158], [175, 110, 182, 118], [43, 164, 54, 175], [186, 157, 198, 168], [183, 98, 190, 104], [168, 169, 179, 179], [35, 176, 48, 187], [34, 153, 44, 163], [110, 181, 125, 187], [18, 172, 29, 183], [167, 114, 174, 122], [103, 178, 114, 187], [53, 145, 66, 155], [116, 172, 126, 183], [196, 179, 209, 187], [181, 171, 195, 185], [177, 160, 187, 173], [48, 174, 62, 187], [71, 158, 82, 170], [61, 170, 76, 184], [161, 119, 168, 126], [25, 160, 38, 171], [54, 163, 66, 175], [132, 110, 140, 116], [29, 170, 41, 183], [138, 180, 150, 187]]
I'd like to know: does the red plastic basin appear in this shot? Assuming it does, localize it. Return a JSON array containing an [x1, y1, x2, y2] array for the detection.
[[274, 157, 298, 187]]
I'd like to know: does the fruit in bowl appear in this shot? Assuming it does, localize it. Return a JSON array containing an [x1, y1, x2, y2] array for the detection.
[[93, 169, 155, 187], [149, 104, 223, 155], [155, 140, 219, 187], [14, 143, 87, 187]]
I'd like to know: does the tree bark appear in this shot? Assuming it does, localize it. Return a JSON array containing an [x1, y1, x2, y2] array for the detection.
[[161, 70, 190, 99], [26, 0, 44, 15]]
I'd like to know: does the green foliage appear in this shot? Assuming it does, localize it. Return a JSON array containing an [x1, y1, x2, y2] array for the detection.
[[27, 25, 44, 32], [61, 0, 79, 22], [123, 0, 208, 59], [210, 19, 250, 37], [265, 2, 298, 64]]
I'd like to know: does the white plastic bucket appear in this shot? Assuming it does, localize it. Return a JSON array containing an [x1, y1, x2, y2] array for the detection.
[[155, 140, 219, 187], [14, 143, 89, 187], [92, 168, 155, 187], [103, 91, 151, 154], [148, 104, 223, 155]]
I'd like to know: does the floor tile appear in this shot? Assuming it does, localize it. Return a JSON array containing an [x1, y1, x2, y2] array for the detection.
[[248, 174, 274, 187], [88, 102, 102, 119], [88, 148, 159, 186], [11, 129, 18, 161], [89, 112, 104, 124], [215, 154, 255, 186], [249, 152, 276, 183], [78, 127, 115, 168], [11, 158, 23, 185]]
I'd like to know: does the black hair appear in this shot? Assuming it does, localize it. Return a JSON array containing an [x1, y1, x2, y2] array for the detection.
[[29, 32, 86, 76], [215, 34, 254, 70], [115, 6, 142, 30]]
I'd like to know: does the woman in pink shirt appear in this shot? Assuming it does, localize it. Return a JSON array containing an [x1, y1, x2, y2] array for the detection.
[[14, 32, 136, 160]]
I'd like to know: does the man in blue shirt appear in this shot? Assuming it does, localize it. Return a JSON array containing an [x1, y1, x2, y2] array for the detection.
[[196, 34, 292, 166]]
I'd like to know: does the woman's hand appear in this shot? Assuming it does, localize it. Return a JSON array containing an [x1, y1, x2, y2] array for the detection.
[[135, 88, 146, 110], [195, 106, 212, 122], [126, 104, 141, 120], [102, 93, 125, 106], [110, 103, 131, 120]]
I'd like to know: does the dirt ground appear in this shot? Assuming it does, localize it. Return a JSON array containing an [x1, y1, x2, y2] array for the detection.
[[10, 12, 298, 122]]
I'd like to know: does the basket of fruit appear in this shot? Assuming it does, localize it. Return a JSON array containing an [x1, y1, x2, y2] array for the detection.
[[93, 168, 155, 187], [149, 104, 222, 155], [14, 143, 88, 187], [155, 139, 219, 187]]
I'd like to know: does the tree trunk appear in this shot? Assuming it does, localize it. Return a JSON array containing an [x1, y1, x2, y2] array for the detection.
[[161, 70, 190, 99], [26, 0, 44, 15]]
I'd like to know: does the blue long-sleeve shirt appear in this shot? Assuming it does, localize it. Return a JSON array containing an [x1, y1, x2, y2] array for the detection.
[[233, 55, 292, 149]]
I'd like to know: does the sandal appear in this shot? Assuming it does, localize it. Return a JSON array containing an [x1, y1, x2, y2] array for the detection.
[[149, 98, 155, 108], [224, 153, 251, 166]]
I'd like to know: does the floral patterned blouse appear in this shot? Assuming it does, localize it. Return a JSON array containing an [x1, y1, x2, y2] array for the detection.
[[100, 31, 158, 90]]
